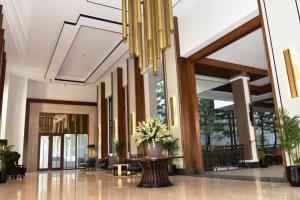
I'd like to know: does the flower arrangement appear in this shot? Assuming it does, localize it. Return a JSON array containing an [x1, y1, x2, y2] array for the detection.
[[133, 117, 173, 146]]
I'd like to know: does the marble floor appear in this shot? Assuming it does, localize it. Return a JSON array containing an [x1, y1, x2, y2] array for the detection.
[[204, 165, 285, 182], [0, 170, 300, 200]]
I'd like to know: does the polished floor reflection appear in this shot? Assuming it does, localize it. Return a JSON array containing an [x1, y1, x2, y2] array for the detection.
[[0, 170, 300, 200]]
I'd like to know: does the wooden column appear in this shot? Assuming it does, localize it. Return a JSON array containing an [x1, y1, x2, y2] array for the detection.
[[117, 68, 127, 160], [100, 82, 108, 158], [134, 58, 146, 124], [174, 17, 203, 170], [134, 57, 146, 155], [231, 78, 253, 160], [177, 58, 203, 170], [0, 5, 6, 117]]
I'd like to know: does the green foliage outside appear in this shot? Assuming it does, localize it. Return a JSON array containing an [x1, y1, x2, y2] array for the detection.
[[198, 98, 237, 145], [156, 80, 167, 123], [276, 109, 300, 166]]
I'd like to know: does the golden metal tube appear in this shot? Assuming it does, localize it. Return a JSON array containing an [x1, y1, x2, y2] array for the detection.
[[143, 2, 149, 69], [148, 40, 153, 62], [164, 0, 171, 46], [157, 0, 163, 30], [122, 0, 127, 40], [137, 0, 142, 24], [168, 0, 174, 31], [152, 0, 160, 59], [145, 0, 153, 41], [133, 0, 140, 57], [128, 0, 134, 56], [138, 22, 143, 68]]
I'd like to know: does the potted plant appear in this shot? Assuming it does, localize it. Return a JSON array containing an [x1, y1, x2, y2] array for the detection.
[[133, 117, 173, 158], [164, 138, 179, 175], [276, 109, 300, 187], [114, 141, 123, 163], [258, 134, 268, 168], [0, 145, 13, 183]]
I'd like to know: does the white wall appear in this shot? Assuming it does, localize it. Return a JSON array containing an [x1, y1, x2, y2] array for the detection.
[[260, 0, 300, 165], [3, 74, 28, 163], [175, 0, 258, 57], [260, 0, 300, 117], [164, 34, 184, 168], [97, 52, 128, 155], [0, 73, 10, 139], [27, 80, 97, 102]]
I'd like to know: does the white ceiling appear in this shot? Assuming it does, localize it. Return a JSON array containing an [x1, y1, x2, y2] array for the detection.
[[3, 0, 185, 85], [87, 0, 182, 9], [208, 28, 268, 69], [3, 0, 268, 86]]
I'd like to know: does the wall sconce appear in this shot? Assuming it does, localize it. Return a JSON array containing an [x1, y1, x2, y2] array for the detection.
[[113, 119, 118, 140], [170, 97, 176, 126], [130, 112, 136, 135], [283, 49, 299, 98]]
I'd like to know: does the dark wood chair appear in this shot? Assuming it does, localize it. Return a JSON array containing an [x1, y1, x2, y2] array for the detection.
[[6, 152, 26, 179]]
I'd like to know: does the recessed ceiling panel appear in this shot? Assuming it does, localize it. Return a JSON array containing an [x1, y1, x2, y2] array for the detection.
[[208, 28, 268, 69], [87, 0, 181, 9], [56, 26, 121, 82]]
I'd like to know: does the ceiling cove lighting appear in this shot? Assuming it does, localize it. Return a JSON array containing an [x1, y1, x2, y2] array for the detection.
[[283, 49, 299, 98], [122, 0, 174, 75]]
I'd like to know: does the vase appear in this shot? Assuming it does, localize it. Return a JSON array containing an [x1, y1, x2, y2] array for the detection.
[[146, 142, 163, 158], [286, 166, 300, 187]]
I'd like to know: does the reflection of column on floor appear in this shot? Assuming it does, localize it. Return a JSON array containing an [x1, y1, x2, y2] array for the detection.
[[231, 76, 258, 162]]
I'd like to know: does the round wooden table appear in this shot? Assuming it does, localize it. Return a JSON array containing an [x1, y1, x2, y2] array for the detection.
[[137, 157, 173, 188]]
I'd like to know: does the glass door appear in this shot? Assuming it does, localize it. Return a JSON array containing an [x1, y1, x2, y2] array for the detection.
[[63, 134, 76, 169], [38, 134, 88, 170], [77, 134, 88, 168], [39, 135, 63, 170], [39, 136, 50, 170], [51, 136, 62, 169]]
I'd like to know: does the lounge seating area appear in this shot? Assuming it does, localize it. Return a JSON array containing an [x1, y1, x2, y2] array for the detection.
[[79, 155, 142, 177]]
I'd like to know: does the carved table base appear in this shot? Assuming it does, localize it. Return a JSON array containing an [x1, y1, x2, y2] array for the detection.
[[138, 157, 173, 188]]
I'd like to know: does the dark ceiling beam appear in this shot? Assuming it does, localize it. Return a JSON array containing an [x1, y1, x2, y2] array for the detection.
[[198, 58, 268, 76], [195, 63, 241, 80], [195, 58, 268, 82], [212, 83, 272, 96], [188, 15, 262, 62]]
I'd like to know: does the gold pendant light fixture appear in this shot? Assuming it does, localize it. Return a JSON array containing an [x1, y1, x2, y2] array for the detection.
[[122, 0, 174, 75]]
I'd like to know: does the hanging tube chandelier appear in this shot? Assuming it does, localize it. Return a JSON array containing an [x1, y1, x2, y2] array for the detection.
[[122, 0, 174, 75]]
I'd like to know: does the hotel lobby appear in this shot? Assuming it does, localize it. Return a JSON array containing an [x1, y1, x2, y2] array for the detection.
[[1, 0, 300, 199]]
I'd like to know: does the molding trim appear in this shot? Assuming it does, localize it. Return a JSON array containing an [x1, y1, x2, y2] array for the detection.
[[45, 14, 123, 84], [26, 98, 97, 106], [1, 0, 27, 62], [86, 0, 121, 11]]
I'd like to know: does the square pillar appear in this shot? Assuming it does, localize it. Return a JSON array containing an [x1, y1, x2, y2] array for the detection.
[[231, 76, 258, 161]]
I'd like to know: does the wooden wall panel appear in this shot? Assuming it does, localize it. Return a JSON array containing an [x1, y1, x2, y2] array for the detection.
[[134, 57, 146, 124], [100, 82, 108, 158], [178, 59, 204, 169], [174, 17, 203, 170], [134, 57, 146, 155], [231, 79, 252, 160], [117, 68, 127, 160]]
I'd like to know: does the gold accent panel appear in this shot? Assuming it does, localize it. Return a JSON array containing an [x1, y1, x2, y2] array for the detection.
[[122, 0, 127, 40], [170, 97, 175, 126], [283, 49, 299, 98]]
